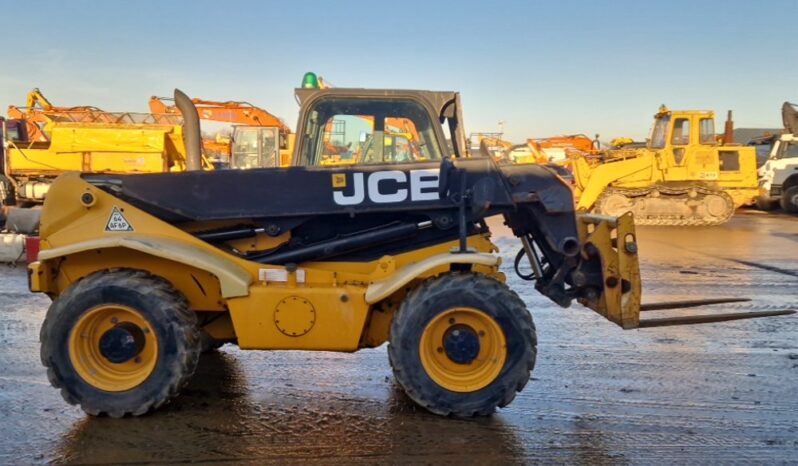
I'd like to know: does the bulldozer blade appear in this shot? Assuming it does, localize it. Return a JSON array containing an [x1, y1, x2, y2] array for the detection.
[[640, 297, 751, 312], [638, 310, 795, 328]]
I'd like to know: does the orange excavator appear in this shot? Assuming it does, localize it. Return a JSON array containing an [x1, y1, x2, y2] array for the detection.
[[527, 134, 598, 164], [149, 96, 293, 168]]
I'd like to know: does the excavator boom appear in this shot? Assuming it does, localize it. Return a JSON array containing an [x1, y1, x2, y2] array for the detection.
[[148, 96, 290, 133]]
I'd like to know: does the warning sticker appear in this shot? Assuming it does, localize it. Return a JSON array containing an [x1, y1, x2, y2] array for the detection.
[[105, 207, 134, 232]]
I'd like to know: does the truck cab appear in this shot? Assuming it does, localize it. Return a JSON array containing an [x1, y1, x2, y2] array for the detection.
[[757, 134, 798, 212]]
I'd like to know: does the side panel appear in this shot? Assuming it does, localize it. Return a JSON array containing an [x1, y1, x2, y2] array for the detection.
[[227, 285, 369, 351]]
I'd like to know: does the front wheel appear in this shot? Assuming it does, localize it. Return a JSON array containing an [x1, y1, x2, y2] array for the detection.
[[40, 269, 200, 417], [388, 273, 536, 417], [781, 186, 798, 214]]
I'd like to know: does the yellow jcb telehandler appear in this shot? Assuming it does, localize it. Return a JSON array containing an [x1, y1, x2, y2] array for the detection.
[[28, 86, 792, 418]]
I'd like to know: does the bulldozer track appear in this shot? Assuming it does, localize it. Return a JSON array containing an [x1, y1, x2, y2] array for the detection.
[[595, 184, 736, 226]]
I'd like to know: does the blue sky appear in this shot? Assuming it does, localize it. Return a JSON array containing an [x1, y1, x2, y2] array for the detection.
[[2, 0, 796, 141]]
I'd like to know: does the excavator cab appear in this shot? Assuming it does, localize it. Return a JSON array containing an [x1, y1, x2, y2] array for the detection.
[[230, 126, 281, 169]]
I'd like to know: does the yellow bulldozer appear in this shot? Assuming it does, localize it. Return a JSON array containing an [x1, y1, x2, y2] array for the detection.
[[28, 84, 791, 419], [571, 106, 759, 225]]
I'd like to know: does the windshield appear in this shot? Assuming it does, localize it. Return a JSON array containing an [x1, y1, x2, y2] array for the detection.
[[776, 141, 798, 160], [298, 97, 443, 166], [648, 115, 670, 149]]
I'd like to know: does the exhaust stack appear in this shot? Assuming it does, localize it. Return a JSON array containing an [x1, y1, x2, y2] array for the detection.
[[722, 110, 734, 144], [174, 89, 202, 171]]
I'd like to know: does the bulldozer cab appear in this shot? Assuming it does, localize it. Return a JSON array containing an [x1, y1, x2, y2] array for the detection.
[[646, 106, 756, 184], [292, 88, 469, 167], [648, 106, 717, 162]]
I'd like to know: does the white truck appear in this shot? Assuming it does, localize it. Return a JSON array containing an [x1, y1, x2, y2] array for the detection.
[[757, 103, 798, 213]]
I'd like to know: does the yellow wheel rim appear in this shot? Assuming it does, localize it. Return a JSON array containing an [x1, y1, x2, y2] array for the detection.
[[419, 307, 507, 393], [68, 305, 159, 392]]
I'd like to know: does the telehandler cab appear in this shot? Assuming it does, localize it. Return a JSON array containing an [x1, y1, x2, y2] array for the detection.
[[29, 85, 793, 418]]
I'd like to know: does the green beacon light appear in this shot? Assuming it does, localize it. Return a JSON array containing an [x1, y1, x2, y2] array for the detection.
[[301, 72, 319, 89]]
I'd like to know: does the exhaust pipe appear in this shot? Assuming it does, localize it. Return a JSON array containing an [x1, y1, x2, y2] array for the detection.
[[174, 88, 202, 171], [722, 110, 734, 145]]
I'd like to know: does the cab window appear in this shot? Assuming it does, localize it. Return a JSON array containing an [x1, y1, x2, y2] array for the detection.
[[299, 98, 443, 166], [231, 127, 279, 169], [671, 118, 690, 145], [778, 141, 798, 159], [649, 116, 669, 149], [231, 127, 260, 169], [699, 118, 715, 144]]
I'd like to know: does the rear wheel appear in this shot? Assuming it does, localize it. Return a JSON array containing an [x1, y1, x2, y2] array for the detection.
[[388, 273, 536, 417], [40, 269, 200, 417], [781, 186, 798, 214]]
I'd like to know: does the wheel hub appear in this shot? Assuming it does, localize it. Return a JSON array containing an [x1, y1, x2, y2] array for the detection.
[[443, 324, 480, 364], [418, 307, 507, 392], [69, 304, 159, 392], [99, 322, 146, 364]]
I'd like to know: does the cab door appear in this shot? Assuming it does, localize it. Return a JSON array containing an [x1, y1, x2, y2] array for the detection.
[[688, 117, 723, 182], [663, 116, 691, 181]]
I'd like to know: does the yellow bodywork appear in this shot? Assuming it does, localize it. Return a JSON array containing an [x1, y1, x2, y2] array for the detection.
[[30, 168, 644, 354], [572, 108, 759, 211], [6, 122, 198, 176], [30, 173, 505, 351]]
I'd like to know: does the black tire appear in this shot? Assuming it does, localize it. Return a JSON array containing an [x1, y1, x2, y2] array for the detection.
[[780, 186, 798, 214], [388, 273, 536, 417], [40, 269, 200, 417], [755, 196, 775, 211]]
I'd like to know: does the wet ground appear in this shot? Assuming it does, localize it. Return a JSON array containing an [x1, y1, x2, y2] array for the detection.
[[1, 210, 797, 464]]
